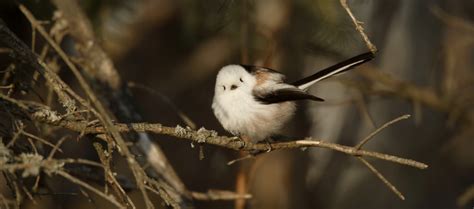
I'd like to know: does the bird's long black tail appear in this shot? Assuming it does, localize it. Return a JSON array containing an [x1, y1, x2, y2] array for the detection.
[[292, 52, 375, 90]]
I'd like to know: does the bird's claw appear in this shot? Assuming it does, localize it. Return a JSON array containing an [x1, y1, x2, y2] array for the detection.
[[230, 136, 246, 148], [264, 139, 273, 153]]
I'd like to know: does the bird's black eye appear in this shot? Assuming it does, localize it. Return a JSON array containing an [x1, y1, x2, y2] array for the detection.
[[222, 86, 226, 90], [239, 78, 244, 83], [230, 85, 238, 90]]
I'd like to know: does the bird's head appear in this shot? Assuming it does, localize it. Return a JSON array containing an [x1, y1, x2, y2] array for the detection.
[[214, 65, 256, 98]]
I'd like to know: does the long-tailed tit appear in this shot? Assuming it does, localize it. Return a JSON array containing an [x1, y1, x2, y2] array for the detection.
[[212, 52, 374, 143]]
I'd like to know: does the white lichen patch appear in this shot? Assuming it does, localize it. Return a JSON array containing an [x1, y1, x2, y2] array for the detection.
[[0, 139, 11, 164], [18, 153, 43, 177], [174, 125, 187, 137], [32, 109, 61, 123]]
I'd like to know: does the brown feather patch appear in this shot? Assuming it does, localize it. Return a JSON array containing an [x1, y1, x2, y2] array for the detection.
[[255, 71, 268, 87]]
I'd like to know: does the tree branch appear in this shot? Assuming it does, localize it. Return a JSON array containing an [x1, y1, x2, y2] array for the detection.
[[75, 123, 428, 169], [1, 94, 426, 170], [1, 94, 428, 201], [340, 0, 377, 53]]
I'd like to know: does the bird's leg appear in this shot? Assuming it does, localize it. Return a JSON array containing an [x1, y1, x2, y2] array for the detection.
[[229, 134, 247, 149], [263, 138, 273, 153], [230, 135, 241, 141], [245, 138, 273, 155]]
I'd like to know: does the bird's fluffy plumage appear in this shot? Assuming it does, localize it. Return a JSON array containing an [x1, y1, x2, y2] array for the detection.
[[212, 65, 296, 142], [212, 52, 374, 142]]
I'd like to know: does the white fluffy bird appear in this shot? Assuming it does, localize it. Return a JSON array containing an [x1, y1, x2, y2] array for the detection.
[[212, 52, 374, 142]]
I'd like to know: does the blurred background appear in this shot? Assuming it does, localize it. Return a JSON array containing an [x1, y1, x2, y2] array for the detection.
[[0, 0, 473, 209]]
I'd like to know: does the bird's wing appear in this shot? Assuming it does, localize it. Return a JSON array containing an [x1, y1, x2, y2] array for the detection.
[[292, 52, 374, 90], [253, 87, 324, 104], [241, 65, 286, 83]]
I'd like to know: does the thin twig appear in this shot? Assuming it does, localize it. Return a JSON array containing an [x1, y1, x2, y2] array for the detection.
[[93, 143, 137, 209], [32, 174, 41, 192], [354, 90, 377, 129], [227, 155, 254, 165], [0, 193, 16, 209], [128, 82, 196, 129], [47, 136, 68, 159], [21, 131, 63, 153], [56, 170, 125, 209], [355, 114, 411, 150], [11, 175, 22, 207], [60, 158, 105, 168], [357, 157, 405, 200], [26, 137, 38, 153], [340, 0, 377, 53], [190, 190, 252, 201], [6, 123, 24, 148], [21, 186, 35, 203]]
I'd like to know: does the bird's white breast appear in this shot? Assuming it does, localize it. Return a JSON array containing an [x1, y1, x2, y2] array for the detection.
[[212, 89, 296, 142]]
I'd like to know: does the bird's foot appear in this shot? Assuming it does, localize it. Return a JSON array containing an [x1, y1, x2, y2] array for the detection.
[[263, 138, 273, 153], [229, 135, 246, 149], [247, 138, 274, 155]]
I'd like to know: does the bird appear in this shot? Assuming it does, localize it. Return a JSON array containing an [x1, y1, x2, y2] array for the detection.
[[212, 52, 374, 143]]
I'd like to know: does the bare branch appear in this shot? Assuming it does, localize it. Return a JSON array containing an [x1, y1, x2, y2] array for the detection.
[[11, 100, 426, 169], [0, 92, 429, 200], [21, 130, 63, 153], [56, 170, 125, 209], [93, 143, 137, 209], [75, 124, 427, 169], [47, 136, 68, 159], [340, 0, 377, 53], [358, 157, 405, 200], [190, 190, 252, 201], [128, 82, 196, 129], [355, 114, 411, 149]]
